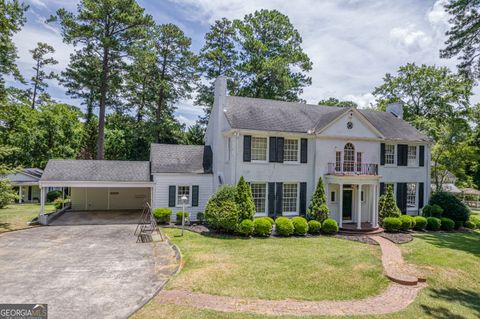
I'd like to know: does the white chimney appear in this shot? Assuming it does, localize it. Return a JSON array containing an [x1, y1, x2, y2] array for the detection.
[[386, 101, 404, 119]]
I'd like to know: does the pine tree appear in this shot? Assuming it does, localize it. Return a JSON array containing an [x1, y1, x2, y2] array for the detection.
[[308, 176, 329, 222], [29, 42, 58, 109], [235, 176, 255, 221], [378, 185, 401, 221]]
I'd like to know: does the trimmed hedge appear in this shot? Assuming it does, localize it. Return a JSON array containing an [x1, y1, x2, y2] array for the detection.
[[465, 220, 476, 229], [383, 217, 402, 232], [204, 186, 239, 233], [422, 204, 443, 218], [322, 218, 338, 234], [47, 190, 62, 202], [265, 217, 275, 225], [238, 219, 254, 236], [292, 217, 308, 236], [440, 217, 455, 231], [176, 212, 190, 225], [426, 217, 441, 231], [253, 218, 273, 237], [197, 212, 205, 223], [307, 220, 322, 234], [153, 208, 172, 224], [469, 215, 480, 228], [429, 192, 470, 224], [413, 216, 427, 230], [275, 217, 294, 236], [399, 215, 415, 231]]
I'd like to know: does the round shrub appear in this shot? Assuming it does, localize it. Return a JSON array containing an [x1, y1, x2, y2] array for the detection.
[[153, 208, 172, 224], [429, 192, 470, 224], [399, 215, 415, 231], [176, 212, 190, 225], [383, 217, 402, 232], [238, 219, 254, 236], [422, 204, 443, 218], [413, 216, 427, 230], [47, 190, 62, 202], [322, 218, 339, 234], [205, 186, 240, 233], [53, 197, 69, 210], [265, 217, 275, 225], [291, 217, 308, 236], [454, 220, 463, 230], [465, 220, 476, 229], [307, 220, 322, 234], [426, 217, 441, 231], [197, 212, 205, 224], [275, 217, 294, 236], [469, 215, 480, 228], [440, 217, 455, 231], [253, 218, 273, 237]]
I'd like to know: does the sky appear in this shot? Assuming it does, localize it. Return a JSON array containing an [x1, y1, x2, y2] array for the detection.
[[9, 0, 468, 127]]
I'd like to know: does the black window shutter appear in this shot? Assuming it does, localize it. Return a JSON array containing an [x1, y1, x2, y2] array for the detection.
[[275, 182, 283, 217], [276, 137, 284, 163], [192, 185, 199, 207], [418, 182, 424, 210], [380, 143, 385, 165], [243, 135, 251, 162], [168, 185, 176, 207], [397, 144, 408, 166], [419, 146, 425, 167], [299, 182, 307, 216], [300, 138, 308, 163], [396, 183, 407, 214], [268, 183, 275, 217], [269, 137, 277, 162], [380, 182, 385, 195]]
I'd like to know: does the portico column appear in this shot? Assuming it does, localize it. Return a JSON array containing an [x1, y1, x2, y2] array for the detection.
[[375, 183, 379, 227], [19, 186, 22, 204], [339, 183, 343, 228], [357, 184, 362, 229], [371, 184, 376, 227]]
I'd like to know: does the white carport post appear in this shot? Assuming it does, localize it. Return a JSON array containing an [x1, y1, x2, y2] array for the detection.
[[19, 186, 22, 203], [40, 186, 45, 215]]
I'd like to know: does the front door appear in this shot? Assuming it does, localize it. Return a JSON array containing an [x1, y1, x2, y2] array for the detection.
[[342, 189, 353, 221]]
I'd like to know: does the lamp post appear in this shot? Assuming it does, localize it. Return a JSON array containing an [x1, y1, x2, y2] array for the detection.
[[181, 195, 187, 236]]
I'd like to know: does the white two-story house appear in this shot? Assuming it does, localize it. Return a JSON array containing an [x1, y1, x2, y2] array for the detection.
[[39, 77, 431, 229]]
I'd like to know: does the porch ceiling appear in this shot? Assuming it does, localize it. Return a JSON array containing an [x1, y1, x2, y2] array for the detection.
[[325, 175, 381, 184]]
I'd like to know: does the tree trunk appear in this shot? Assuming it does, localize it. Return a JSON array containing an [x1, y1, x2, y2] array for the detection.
[[31, 59, 40, 109], [97, 46, 109, 160]]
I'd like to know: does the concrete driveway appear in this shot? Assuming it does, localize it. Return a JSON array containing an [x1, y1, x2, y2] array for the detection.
[[0, 224, 178, 319]]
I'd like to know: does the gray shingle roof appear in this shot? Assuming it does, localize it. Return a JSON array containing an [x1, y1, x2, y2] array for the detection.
[[224, 96, 431, 142], [41, 160, 150, 182], [150, 144, 213, 174]]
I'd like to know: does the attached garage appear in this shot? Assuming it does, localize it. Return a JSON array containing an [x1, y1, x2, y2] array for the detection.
[[39, 160, 153, 217]]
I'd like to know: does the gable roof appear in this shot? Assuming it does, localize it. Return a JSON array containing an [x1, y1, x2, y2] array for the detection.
[[150, 144, 213, 174], [223, 96, 431, 142], [41, 160, 150, 182]]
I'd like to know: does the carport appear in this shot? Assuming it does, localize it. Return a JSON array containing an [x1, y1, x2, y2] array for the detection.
[[39, 160, 154, 223]]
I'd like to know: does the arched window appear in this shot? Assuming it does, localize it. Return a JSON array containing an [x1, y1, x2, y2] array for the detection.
[[343, 143, 355, 172]]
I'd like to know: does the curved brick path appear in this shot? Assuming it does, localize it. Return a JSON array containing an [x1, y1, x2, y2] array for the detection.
[[157, 235, 425, 316]]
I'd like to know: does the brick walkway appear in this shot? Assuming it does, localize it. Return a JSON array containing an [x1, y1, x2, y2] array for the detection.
[[157, 235, 425, 316]]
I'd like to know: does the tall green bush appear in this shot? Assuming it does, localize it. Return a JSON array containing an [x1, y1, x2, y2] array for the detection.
[[429, 192, 470, 224], [378, 185, 401, 221], [235, 176, 255, 221], [205, 186, 240, 233], [307, 176, 329, 222], [0, 180, 18, 208]]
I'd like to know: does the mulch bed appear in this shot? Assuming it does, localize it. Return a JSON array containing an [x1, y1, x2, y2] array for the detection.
[[380, 232, 414, 244]]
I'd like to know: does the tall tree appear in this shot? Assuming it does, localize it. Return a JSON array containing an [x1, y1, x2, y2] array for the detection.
[[29, 42, 58, 109], [184, 123, 205, 145], [148, 23, 198, 143], [52, 0, 153, 159], [318, 97, 358, 108], [0, 0, 28, 99], [196, 18, 238, 125], [441, 0, 480, 80], [234, 9, 312, 101]]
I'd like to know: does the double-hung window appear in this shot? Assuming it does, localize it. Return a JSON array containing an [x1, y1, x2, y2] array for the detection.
[[176, 186, 190, 206], [385, 144, 395, 165], [251, 137, 267, 161], [251, 183, 267, 214], [335, 151, 341, 171], [407, 183, 416, 208], [408, 146, 417, 166], [283, 183, 298, 213], [284, 139, 299, 162]]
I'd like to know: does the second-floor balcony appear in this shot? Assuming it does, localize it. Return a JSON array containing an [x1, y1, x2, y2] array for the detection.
[[327, 162, 379, 176]]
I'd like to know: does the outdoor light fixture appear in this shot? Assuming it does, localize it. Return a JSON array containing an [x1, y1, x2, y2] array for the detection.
[[181, 195, 188, 236]]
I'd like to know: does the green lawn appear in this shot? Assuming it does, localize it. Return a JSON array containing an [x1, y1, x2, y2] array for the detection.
[[0, 203, 54, 233], [134, 230, 480, 319]]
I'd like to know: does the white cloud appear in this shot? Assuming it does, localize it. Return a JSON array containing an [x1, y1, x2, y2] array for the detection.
[[389, 25, 432, 52], [427, 0, 449, 27], [344, 93, 376, 109], [30, 0, 48, 9]]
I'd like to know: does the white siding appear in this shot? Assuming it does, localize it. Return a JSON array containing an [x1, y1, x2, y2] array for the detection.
[[152, 173, 214, 221]]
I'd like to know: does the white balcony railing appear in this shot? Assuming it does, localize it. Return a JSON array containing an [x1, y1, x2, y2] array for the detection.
[[327, 162, 378, 176]]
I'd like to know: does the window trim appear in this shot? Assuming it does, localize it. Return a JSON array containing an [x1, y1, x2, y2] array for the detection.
[[176, 185, 191, 207], [251, 182, 268, 216], [406, 182, 417, 209], [283, 138, 300, 163], [251, 136, 268, 163], [282, 182, 299, 215], [407, 145, 417, 167], [384, 144, 396, 166]]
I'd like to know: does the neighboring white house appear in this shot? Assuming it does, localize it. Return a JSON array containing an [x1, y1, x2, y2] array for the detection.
[[2, 168, 44, 203], [39, 76, 431, 229]]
